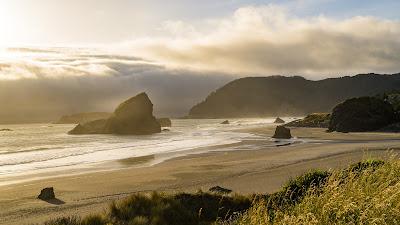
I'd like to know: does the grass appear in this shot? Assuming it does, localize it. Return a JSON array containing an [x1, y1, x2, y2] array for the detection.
[[39, 158, 400, 225], [232, 158, 400, 225], [40, 192, 252, 225]]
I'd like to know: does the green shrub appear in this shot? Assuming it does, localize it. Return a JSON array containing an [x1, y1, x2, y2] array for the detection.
[[279, 170, 330, 204], [109, 192, 197, 225], [80, 215, 107, 225], [42, 216, 82, 225]]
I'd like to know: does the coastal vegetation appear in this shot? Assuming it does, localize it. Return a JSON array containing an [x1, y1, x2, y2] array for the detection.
[[38, 157, 400, 225], [285, 113, 330, 128]]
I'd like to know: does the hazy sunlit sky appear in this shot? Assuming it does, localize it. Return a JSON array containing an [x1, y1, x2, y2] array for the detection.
[[0, 0, 399, 121], [0, 0, 399, 46]]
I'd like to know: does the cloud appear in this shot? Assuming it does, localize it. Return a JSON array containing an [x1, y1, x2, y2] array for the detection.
[[0, 48, 232, 123], [126, 5, 400, 78]]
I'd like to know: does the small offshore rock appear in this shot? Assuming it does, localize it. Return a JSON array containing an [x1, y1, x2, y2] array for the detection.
[[221, 120, 230, 125], [272, 126, 292, 139], [0, 128, 12, 131]]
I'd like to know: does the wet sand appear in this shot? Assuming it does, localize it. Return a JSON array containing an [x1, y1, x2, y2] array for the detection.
[[1, 126, 400, 225]]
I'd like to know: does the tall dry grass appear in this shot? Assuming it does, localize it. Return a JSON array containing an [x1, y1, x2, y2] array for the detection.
[[233, 158, 400, 225]]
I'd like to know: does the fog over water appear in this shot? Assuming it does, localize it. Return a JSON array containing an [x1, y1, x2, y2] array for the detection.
[[0, 48, 233, 123]]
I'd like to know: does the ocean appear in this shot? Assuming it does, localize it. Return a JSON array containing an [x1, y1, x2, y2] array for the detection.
[[0, 118, 300, 186]]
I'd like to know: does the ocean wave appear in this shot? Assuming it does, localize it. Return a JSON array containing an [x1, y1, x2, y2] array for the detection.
[[0, 119, 282, 179]]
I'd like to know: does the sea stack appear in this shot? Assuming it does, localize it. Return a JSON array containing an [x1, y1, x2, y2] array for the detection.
[[69, 92, 161, 135], [272, 126, 292, 139]]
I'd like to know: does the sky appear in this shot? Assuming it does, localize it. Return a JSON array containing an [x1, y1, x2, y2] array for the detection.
[[0, 0, 399, 122], [1, 0, 400, 46]]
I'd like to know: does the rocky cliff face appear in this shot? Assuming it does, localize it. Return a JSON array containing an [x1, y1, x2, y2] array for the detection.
[[188, 73, 400, 118], [69, 93, 161, 135]]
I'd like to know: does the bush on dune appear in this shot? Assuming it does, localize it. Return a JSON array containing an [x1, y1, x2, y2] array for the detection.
[[42, 215, 106, 225], [109, 192, 252, 225], [41, 192, 252, 225]]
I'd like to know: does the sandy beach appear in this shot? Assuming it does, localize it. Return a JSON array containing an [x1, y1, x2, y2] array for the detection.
[[1, 126, 400, 225]]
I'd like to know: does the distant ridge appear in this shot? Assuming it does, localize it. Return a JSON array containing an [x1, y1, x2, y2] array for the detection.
[[188, 73, 400, 118]]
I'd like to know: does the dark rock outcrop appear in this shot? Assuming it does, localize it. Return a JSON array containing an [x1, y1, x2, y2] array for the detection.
[[274, 117, 285, 123], [69, 93, 161, 135], [285, 113, 331, 128], [157, 118, 172, 127], [221, 120, 230, 124], [189, 73, 400, 118], [272, 126, 292, 139], [209, 186, 232, 194], [55, 112, 111, 124], [328, 97, 395, 132], [38, 187, 55, 200]]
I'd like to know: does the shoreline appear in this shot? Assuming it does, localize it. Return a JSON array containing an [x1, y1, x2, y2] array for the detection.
[[1, 127, 400, 224], [0, 140, 253, 187]]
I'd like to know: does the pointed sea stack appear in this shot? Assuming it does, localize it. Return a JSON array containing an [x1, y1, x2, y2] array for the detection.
[[69, 92, 161, 135], [274, 117, 285, 123]]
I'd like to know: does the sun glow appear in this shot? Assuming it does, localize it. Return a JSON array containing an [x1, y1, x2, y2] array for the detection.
[[0, 1, 15, 47], [0, 1, 31, 47]]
